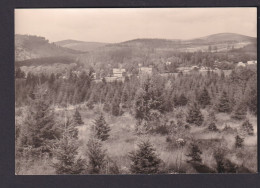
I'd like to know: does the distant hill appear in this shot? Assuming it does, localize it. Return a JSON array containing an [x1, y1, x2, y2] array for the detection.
[[54, 39, 108, 52], [114, 33, 256, 52], [15, 34, 85, 61]]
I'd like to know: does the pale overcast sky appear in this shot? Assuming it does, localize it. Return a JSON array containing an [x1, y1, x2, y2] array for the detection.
[[15, 8, 257, 43]]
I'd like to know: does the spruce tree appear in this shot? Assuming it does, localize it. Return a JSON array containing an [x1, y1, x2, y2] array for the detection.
[[186, 102, 204, 126], [23, 84, 60, 151], [86, 137, 106, 174], [231, 102, 247, 120], [52, 118, 85, 175], [198, 87, 211, 108], [129, 140, 161, 174], [178, 93, 188, 106], [218, 91, 231, 113], [235, 135, 244, 148], [73, 109, 84, 125], [93, 114, 111, 141], [241, 119, 254, 136]]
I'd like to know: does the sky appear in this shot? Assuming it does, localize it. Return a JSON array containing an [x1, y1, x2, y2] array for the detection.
[[15, 8, 257, 43]]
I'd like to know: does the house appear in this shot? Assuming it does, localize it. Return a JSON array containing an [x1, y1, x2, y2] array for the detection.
[[237, 62, 246, 67], [165, 61, 172, 65], [177, 67, 192, 73], [104, 76, 118, 82], [113, 68, 126, 78], [247, 60, 257, 65], [139, 67, 153, 75]]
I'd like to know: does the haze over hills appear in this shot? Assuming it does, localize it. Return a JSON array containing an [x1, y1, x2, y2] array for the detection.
[[54, 39, 109, 52]]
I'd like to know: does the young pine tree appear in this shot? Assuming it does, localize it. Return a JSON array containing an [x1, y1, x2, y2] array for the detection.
[[93, 114, 111, 141], [23, 84, 60, 151], [129, 140, 161, 174], [73, 109, 84, 125], [198, 87, 211, 108], [235, 135, 244, 148], [186, 102, 204, 126], [86, 137, 106, 174], [241, 119, 254, 136], [231, 102, 247, 120], [52, 118, 85, 175], [217, 91, 231, 113]]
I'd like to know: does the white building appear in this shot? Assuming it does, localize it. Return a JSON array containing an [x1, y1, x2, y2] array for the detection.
[[139, 67, 153, 75], [247, 60, 257, 65], [113, 68, 126, 78], [237, 62, 246, 67]]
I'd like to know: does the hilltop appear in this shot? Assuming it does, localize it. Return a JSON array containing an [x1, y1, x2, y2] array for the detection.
[[15, 34, 85, 61], [54, 39, 108, 52]]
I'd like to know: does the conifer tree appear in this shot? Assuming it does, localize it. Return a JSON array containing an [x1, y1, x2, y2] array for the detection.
[[241, 119, 254, 136], [235, 135, 244, 148], [23, 84, 60, 151], [73, 109, 84, 125], [231, 102, 247, 120], [93, 114, 111, 141], [86, 137, 106, 174], [186, 143, 202, 163], [178, 93, 188, 106], [218, 91, 231, 113], [186, 102, 204, 126], [52, 118, 85, 174], [129, 140, 161, 174], [198, 87, 211, 108]]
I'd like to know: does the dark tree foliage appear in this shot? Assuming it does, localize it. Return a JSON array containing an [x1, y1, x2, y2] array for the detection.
[[186, 143, 202, 163], [208, 121, 218, 132], [217, 91, 231, 113], [86, 137, 106, 174], [186, 102, 204, 126], [231, 102, 247, 120], [52, 120, 85, 175], [197, 87, 211, 108], [93, 114, 111, 141], [73, 109, 84, 125], [241, 119, 254, 136], [214, 150, 237, 173], [235, 135, 244, 148], [22, 84, 60, 151], [129, 140, 161, 174]]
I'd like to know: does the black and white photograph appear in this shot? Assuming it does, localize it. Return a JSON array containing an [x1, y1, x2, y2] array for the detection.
[[15, 8, 257, 175]]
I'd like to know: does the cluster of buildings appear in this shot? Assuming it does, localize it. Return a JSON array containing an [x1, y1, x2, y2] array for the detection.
[[236, 60, 257, 67]]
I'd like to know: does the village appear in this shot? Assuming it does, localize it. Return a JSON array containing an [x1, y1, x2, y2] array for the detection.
[[88, 60, 258, 83]]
